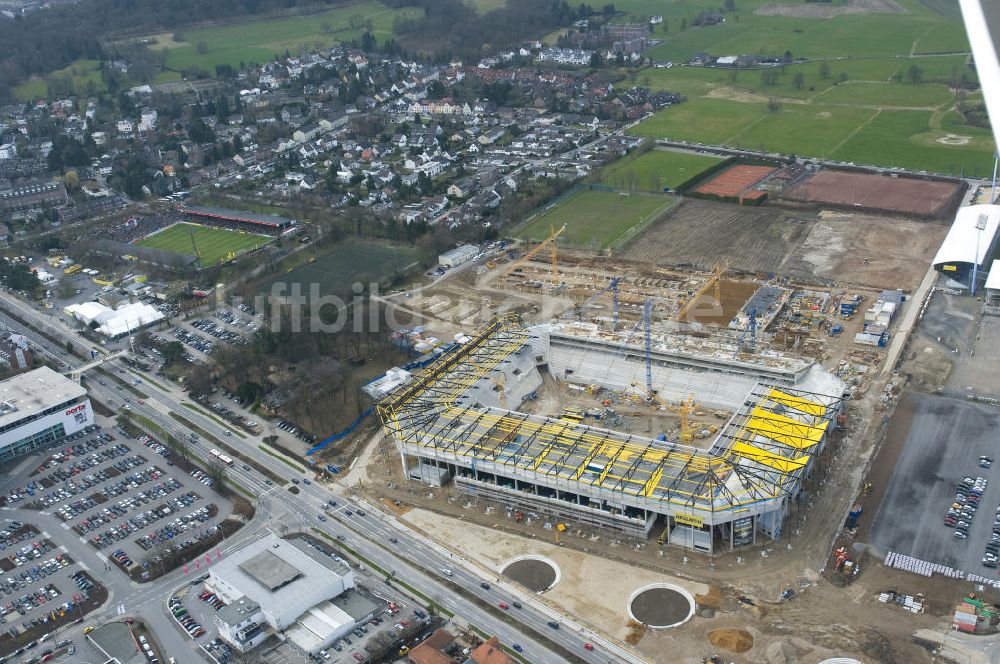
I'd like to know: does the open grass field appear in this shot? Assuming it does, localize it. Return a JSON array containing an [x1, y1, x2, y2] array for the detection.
[[630, 98, 767, 145], [617, 0, 988, 175], [136, 223, 270, 266], [735, 104, 877, 157], [257, 242, 419, 296], [14, 59, 106, 101], [152, 1, 419, 74], [829, 109, 996, 176], [600, 149, 724, 191], [516, 189, 677, 248], [632, 97, 993, 175]]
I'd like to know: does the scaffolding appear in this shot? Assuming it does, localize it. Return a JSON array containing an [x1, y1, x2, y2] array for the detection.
[[376, 315, 844, 533]]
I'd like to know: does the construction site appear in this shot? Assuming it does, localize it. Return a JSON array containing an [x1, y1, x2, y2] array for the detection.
[[366, 219, 929, 556], [337, 184, 1000, 663]]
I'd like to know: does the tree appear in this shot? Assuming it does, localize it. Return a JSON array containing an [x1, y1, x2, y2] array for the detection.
[[906, 64, 924, 84], [838, 71, 848, 83], [206, 462, 229, 495], [792, 72, 805, 90], [723, 0, 736, 10], [767, 97, 781, 113], [64, 169, 80, 192], [160, 341, 184, 364], [760, 69, 778, 87], [818, 61, 831, 80], [196, 41, 208, 55], [589, 51, 602, 68]]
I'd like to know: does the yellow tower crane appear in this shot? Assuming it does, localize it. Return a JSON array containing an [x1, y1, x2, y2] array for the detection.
[[503, 224, 566, 285], [676, 263, 726, 323]]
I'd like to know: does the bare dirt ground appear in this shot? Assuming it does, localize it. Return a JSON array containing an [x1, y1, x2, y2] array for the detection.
[[620, 199, 944, 291], [620, 199, 813, 274], [755, 0, 906, 18], [781, 171, 962, 218], [780, 211, 947, 290], [399, 505, 950, 664], [403, 507, 709, 642]]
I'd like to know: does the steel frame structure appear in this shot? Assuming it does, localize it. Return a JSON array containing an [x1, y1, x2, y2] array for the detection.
[[376, 315, 844, 531]]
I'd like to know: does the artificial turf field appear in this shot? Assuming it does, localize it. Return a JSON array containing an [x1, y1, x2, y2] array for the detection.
[[136, 223, 270, 265]]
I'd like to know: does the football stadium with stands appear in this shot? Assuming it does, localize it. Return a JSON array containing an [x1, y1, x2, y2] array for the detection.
[[376, 315, 845, 553]]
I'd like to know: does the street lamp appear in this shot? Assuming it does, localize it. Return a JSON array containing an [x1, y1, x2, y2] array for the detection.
[[972, 212, 988, 295]]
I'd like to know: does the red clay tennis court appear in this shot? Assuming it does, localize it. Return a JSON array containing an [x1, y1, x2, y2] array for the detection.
[[694, 165, 777, 201]]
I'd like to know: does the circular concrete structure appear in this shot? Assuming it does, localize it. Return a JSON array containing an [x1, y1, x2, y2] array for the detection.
[[501, 555, 560, 592], [627, 583, 696, 629]]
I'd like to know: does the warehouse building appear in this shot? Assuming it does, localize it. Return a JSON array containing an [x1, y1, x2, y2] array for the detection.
[[377, 315, 844, 553], [0, 366, 94, 464], [932, 204, 1000, 289], [208, 534, 377, 654], [438, 244, 479, 269]]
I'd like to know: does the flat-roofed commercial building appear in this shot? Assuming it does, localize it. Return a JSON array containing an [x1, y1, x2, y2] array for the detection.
[[0, 366, 93, 464], [208, 534, 375, 654]]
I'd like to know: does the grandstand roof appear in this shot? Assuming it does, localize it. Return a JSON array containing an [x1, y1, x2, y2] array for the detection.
[[932, 204, 1000, 268], [183, 204, 295, 229], [986, 260, 1000, 291]]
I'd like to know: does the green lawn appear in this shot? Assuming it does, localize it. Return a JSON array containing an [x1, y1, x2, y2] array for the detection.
[[157, 1, 419, 73], [630, 98, 767, 145], [516, 189, 676, 248], [814, 80, 954, 108], [829, 109, 995, 177], [631, 95, 993, 175], [733, 104, 876, 157], [14, 59, 106, 101], [257, 242, 419, 296], [137, 223, 270, 265], [600, 149, 723, 191]]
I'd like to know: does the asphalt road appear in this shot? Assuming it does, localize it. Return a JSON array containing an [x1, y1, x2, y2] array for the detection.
[[0, 291, 641, 664]]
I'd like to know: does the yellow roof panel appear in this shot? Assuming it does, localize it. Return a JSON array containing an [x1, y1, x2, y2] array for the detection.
[[768, 389, 826, 418], [731, 441, 809, 473]]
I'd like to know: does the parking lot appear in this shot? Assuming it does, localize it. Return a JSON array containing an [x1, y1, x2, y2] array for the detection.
[[872, 392, 1000, 574], [0, 519, 103, 659], [11, 428, 232, 581]]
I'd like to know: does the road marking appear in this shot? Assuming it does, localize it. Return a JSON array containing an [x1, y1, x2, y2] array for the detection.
[[96, 552, 107, 563], [61, 523, 69, 530]]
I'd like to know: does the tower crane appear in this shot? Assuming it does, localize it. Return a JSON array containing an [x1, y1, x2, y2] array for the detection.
[[570, 275, 621, 329], [503, 224, 565, 284], [735, 307, 758, 357], [676, 263, 726, 324]]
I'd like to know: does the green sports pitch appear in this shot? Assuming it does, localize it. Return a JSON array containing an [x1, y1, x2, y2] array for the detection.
[[136, 222, 270, 265]]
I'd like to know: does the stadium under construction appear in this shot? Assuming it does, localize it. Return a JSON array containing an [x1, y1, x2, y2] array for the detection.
[[376, 315, 846, 553]]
